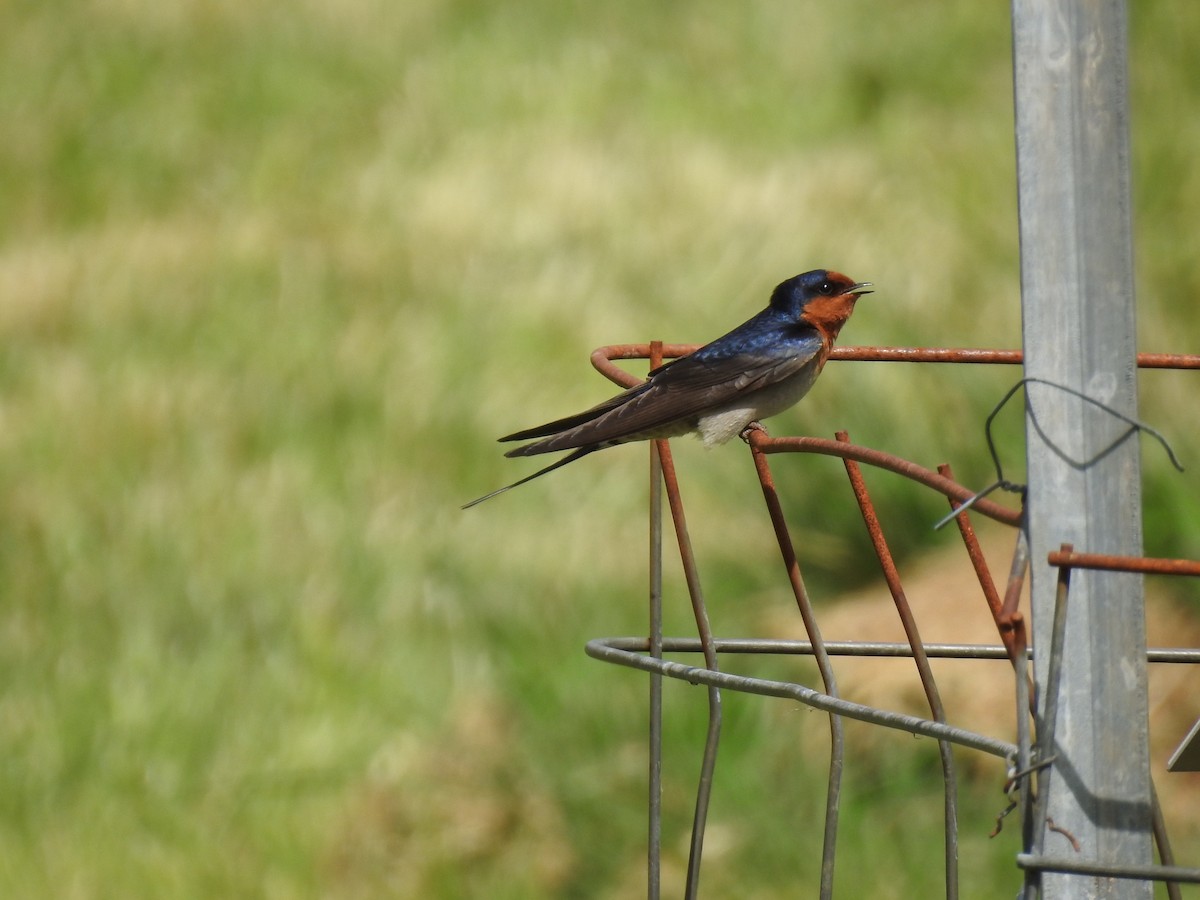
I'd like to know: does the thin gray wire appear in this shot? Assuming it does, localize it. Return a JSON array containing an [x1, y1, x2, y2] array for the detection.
[[934, 376, 1183, 529]]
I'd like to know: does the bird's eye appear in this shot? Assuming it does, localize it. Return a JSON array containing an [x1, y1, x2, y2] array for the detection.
[[817, 280, 836, 296]]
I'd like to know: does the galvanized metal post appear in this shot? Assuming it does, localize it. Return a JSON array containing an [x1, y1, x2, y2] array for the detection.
[[1011, 0, 1153, 897]]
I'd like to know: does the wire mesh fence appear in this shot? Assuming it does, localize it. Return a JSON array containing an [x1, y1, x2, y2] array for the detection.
[[583, 342, 1200, 899]]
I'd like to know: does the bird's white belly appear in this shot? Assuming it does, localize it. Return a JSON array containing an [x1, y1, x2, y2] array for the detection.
[[694, 366, 822, 447]]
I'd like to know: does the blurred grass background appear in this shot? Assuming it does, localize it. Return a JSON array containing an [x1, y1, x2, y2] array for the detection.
[[1, 0, 1198, 896]]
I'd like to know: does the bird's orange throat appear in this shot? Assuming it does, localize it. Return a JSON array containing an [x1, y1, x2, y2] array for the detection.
[[800, 293, 860, 343]]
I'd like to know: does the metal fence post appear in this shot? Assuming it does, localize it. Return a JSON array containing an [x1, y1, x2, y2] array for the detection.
[[1011, 1, 1153, 897]]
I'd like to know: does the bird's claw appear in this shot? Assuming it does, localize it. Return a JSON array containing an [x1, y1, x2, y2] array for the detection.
[[739, 421, 768, 443]]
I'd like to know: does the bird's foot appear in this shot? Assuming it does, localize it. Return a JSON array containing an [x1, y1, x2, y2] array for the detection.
[[739, 421, 768, 443]]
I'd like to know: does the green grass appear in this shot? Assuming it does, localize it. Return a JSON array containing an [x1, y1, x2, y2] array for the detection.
[[1, 0, 1198, 896]]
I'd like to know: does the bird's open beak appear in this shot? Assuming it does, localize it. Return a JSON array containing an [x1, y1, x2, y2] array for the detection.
[[849, 282, 873, 296]]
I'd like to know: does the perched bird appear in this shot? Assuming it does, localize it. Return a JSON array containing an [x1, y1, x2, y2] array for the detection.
[[463, 268, 871, 508]]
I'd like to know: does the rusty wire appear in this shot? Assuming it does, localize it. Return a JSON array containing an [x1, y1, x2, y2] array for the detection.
[[654, 437, 720, 899], [838, 430, 960, 896], [749, 425, 844, 898], [581, 343, 1200, 897]]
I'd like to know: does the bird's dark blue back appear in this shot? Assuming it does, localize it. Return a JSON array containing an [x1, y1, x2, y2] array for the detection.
[[681, 270, 832, 366]]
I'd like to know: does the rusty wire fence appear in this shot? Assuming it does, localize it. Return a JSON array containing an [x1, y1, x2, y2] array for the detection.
[[581, 342, 1200, 899]]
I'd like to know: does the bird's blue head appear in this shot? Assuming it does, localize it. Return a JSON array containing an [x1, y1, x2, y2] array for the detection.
[[768, 269, 872, 339]]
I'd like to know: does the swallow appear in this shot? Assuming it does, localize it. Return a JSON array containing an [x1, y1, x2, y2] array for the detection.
[[463, 268, 871, 508]]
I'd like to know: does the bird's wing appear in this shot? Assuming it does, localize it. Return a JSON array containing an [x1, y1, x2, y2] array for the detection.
[[504, 331, 826, 455], [498, 382, 656, 443]]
